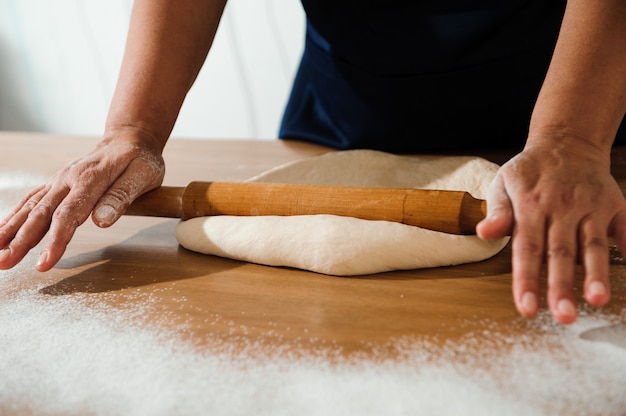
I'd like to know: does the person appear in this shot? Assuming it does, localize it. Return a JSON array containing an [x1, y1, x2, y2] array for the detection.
[[0, 0, 625, 325]]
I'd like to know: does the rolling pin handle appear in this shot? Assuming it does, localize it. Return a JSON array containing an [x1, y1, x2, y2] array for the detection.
[[458, 193, 488, 235], [125, 186, 186, 218]]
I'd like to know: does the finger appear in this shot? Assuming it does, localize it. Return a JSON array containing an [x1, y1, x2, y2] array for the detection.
[[0, 185, 46, 228], [0, 187, 69, 270], [511, 213, 546, 318], [92, 183, 136, 228], [0, 186, 48, 246], [545, 219, 578, 324], [476, 175, 514, 240], [579, 216, 610, 307], [92, 159, 164, 228], [35, 183, 109, 271], [36, 210, 81, 272]]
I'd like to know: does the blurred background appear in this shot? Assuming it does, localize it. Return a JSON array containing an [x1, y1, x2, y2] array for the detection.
[[0, 0, 305, 139]]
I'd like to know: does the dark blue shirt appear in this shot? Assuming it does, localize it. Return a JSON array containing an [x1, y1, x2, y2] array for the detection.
[[279, 1, 567, 152]]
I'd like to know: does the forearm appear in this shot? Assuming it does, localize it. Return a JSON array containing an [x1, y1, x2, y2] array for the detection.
[[105, 0, 227, 149], [528, 0, 626, 153]]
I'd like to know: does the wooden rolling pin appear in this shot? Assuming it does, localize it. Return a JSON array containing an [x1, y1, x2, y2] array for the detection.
[[124, 181, 488, 235]]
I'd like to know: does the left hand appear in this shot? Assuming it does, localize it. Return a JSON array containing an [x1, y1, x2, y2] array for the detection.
[[0, 131, 165, 272], [476, 137, 626, 324]]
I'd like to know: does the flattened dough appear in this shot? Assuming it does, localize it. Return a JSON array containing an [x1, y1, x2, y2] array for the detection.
[[175, 150, 509, 275]]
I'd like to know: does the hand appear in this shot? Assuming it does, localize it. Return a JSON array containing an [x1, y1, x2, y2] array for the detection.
[[0, 130, 165, 272], [476, 137, 626, 324]]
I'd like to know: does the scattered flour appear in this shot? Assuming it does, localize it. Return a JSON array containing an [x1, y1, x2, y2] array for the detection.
[[0, 172, 46, 219], [1, 281, 626, 416], [2, 171, 626, 416], [0, 172, 46, 191]]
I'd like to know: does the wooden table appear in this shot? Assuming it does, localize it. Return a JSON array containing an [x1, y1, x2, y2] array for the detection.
[[1, 132, 625, 359]]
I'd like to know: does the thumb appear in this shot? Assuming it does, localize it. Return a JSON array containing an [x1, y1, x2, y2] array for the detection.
[[92, 181, 144, 228], [92, 170, 163, 228], [476, 175, 514, 240]]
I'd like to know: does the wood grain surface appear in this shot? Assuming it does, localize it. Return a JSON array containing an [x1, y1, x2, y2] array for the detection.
[[2, 132, 626, 358]]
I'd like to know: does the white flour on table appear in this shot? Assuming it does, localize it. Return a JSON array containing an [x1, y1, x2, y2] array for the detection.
[[2, 171, 626, 416], [1, 280, 625, 416]]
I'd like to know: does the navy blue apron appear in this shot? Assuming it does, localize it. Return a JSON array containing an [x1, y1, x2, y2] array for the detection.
[[280, 1, 626, 152]]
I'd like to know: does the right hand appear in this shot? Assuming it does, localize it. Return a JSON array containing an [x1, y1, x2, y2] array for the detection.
[[477, 137, 626, 324], [0, 129, 166, 272]]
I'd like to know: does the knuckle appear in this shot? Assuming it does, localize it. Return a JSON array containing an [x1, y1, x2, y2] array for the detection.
[[24, 197, 41, 212], [556, 189, 576, 207], [547, 244, 576, 260], [27, 202, 53, 221], [106, 187, 133, 206], [10, 238, 37, 253], [63, 158, 105, 184], [10, 230, 42, 252], [46, 232, 72, 247], [513, 239, 543, 257], [519, 192, 542, 207], [74, 166, 101, 184], [582, 236, 607, 251], [51, 205, 83, 228]]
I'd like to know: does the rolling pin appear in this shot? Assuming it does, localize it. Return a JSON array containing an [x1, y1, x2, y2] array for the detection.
[[124, 181, 488, 235]]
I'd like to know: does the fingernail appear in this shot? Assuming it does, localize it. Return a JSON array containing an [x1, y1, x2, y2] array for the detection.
[[557, 298, 577, 318], [95, 205, 116, 225], [0, 248, 10, 262], [588, 281, 607, 297], [521, 291, 537, 314], [37, 250, 48, 267]]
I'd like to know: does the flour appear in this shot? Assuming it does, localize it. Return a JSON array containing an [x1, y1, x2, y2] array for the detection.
[[0, 172, 45, 191], [1, 281, 626, 416], [0, 172, 46, 218]]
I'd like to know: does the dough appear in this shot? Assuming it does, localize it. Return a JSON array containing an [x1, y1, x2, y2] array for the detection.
[[175, 150, 509, 275]]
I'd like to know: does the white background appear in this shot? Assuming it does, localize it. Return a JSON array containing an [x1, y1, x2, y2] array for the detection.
[[0, 0, 305, 139]]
